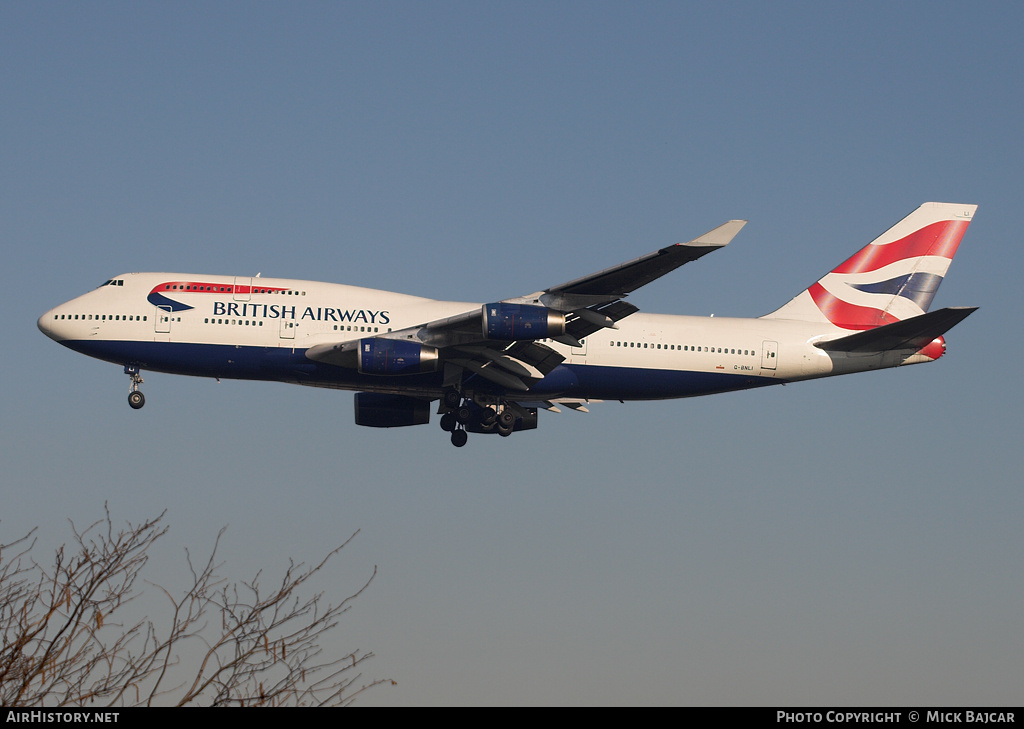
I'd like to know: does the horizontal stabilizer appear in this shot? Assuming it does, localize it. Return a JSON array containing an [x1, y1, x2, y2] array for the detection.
[[814, 306, 977, 353]]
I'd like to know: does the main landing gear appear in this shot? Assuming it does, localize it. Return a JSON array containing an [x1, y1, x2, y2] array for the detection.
[[439, 388, 518, 447], [438, 395, 468, 448], [125, 364, 145, 410]]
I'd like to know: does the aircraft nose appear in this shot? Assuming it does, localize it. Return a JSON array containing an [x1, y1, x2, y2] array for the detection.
[[38, 309, 58, 340]]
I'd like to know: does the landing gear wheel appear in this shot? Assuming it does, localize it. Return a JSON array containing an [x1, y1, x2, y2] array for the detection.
[[450, 429, 468, 448], [497, 422, 514, 437], [455, 405, 473, 424], [443, 389, 461, 410], [497, 409, 515, 429], [440, 412, 456, 432], [124, 364, 145, 410]]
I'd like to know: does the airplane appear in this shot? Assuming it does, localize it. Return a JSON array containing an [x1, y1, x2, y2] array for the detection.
[[38, 202, 977, 447]]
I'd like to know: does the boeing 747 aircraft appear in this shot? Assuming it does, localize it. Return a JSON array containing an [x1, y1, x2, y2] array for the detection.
[[38, 202, 977, 447]]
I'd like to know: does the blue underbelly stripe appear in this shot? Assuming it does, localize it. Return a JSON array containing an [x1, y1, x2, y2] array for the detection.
[[61, 339, 779, 400]]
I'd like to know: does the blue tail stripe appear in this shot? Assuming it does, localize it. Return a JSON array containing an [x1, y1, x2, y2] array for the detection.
[[851, 272, 943, 311]]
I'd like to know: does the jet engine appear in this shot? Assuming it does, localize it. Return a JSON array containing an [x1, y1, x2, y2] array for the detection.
[[357, 339, 439, 375], [482, 303, 565, 340]]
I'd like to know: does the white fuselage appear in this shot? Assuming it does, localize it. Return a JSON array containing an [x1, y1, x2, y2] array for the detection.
[[38, 271, 907, 405]]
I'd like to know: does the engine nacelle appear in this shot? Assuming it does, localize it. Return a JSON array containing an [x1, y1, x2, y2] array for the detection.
[[357, 339, 439, 375], [482, 303, 565, 340], [354, 392, 430, 428]]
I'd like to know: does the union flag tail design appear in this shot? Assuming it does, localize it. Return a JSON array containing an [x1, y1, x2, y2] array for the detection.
[[763, 202, 977, 330]]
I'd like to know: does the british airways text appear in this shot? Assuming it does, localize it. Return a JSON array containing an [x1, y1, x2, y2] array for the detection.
[[211, 302, 390, 324]]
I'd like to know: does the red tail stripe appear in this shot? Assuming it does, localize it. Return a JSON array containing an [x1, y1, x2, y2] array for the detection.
[[809, 283, 901, 330], [831, 220, 969, 275]]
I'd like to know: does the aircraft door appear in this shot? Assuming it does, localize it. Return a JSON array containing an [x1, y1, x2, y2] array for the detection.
[[233, 277, 252, 302], [570, 337, 588, 358], [761, 340, 778, 370], [155, 305, 172, 334], [280, 319, 296, 340]]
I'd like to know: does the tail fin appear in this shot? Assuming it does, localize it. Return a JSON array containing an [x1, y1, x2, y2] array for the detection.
[[763, 202, 977, 330]]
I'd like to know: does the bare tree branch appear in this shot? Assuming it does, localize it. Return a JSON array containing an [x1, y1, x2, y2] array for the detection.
[[0, 507, 389, 706]]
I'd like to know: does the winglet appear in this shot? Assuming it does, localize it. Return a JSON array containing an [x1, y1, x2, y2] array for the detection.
[[686, 219, 747, 248]]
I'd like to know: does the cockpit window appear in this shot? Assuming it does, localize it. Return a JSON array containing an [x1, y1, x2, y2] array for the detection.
[[97, 279, 124, 288]]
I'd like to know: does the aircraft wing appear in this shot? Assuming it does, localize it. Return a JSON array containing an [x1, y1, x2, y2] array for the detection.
[[543, 219, 746, 299], [306, 220, 745, 393]]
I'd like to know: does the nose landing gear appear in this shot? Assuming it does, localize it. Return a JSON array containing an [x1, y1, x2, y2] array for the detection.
[[125, 364, 145, 410]]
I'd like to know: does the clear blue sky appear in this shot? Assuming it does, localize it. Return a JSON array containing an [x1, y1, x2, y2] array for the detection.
[[4, 1, 1022, 705]]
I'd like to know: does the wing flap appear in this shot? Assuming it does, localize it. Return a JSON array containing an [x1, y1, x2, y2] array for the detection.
[[446, 357, 531, 391]]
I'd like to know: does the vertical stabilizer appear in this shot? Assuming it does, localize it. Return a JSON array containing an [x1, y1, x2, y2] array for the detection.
[[762, 202, 976, 330]]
